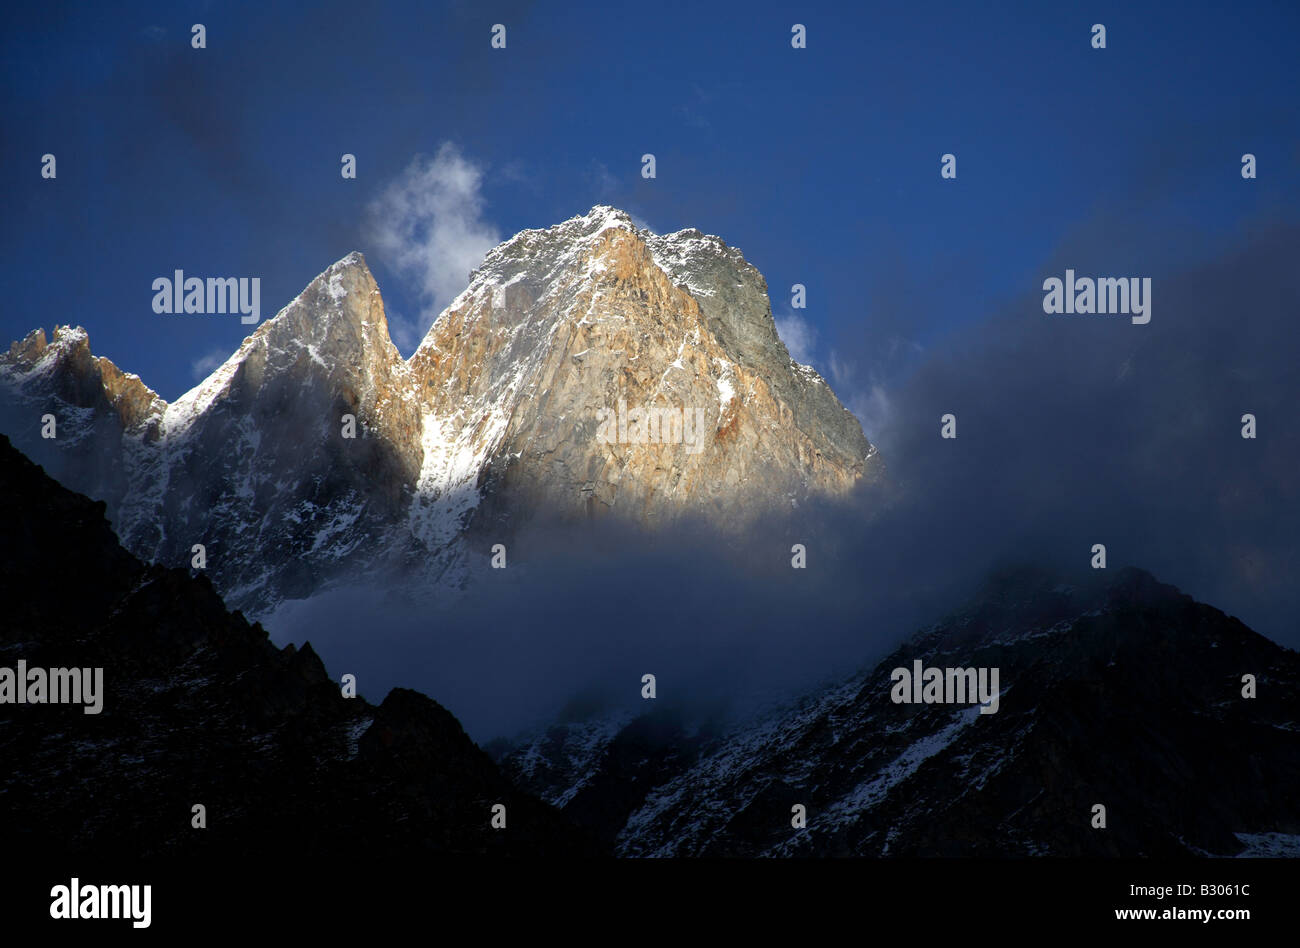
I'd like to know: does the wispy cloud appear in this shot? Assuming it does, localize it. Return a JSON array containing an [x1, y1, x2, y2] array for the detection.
[[586, 159, 619, 198], [368, 143, 501, 350], [827, 352, 893, 442], [190, 348, 228, 382], [774, 312, 890, 436], [774, 312, 818, 366]]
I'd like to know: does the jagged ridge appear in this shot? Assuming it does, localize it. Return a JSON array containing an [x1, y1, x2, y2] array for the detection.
[[498, 567, 1300, 857], [0, 207, 880, 617]]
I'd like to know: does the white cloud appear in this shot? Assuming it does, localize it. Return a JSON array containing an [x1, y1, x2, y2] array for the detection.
[[190, 348, 228, 382], [771, 312, 898, 438], [369, 143, 501, 349], [773, 313, 892, 437], [586, 159, 619, 197], [828, 352, 893, 441], [774, 312, 818, 366], [846, 381, 894, 442]]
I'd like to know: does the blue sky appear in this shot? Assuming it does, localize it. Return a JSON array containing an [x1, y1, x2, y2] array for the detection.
[[4, 0, 1296, 409]]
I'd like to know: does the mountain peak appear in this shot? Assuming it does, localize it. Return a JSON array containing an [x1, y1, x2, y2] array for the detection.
[[330, 249, 368, 269], [1, 211, 879, 616], [51, 323, 90, 348], [163, 252, 399, 436], [22, 324, 92, 374], [581, 204, 637, 227], [6, 327, 48, 364], [162, 251, 408, 441], [264, 251, 384, 339], [0, 323, 161, 430]]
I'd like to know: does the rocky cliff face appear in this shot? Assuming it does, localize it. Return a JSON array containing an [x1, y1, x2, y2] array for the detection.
[[414, 207, 874, 534], [1, 325, 166, 514], [0, 207, 878, 616], [497, 567, 1300, 857]]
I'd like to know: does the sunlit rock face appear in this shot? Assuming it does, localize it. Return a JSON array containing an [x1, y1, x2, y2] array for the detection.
[[1, 207, 878, 617]]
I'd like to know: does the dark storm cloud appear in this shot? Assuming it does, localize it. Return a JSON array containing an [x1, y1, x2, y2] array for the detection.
[[271, 212, 1300, 742], [861, 213, 1300, 646]]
